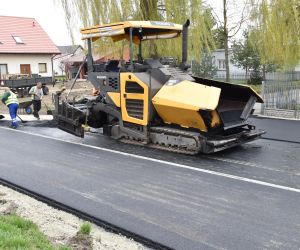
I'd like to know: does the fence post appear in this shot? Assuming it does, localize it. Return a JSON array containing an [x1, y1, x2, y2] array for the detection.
[[296, 84, 299, 119], [261, 80, 265, 115]]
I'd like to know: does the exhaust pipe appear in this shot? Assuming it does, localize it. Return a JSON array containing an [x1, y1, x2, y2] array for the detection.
[[181, 19, 190, 70]]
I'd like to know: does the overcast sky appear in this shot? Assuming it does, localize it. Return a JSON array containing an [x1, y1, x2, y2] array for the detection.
[[0, 0, 229, 47]]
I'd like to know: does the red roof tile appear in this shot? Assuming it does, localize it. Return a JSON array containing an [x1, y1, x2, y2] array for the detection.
[[0, 15, 60, 54]]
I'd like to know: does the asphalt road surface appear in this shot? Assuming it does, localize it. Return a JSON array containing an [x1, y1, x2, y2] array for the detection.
[[249, 116, 300, 143], [0, 117, 300, 250]]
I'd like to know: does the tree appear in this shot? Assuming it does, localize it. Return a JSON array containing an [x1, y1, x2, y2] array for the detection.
[[231, 32, 255, 77], [250, 0, 300, 68], [57, 0, 215, 62], [212, 26, 226, 49], [58, 61, 65, 76], [192, 50, 217, 78], [231, 30, 278, 83], [209, 0, 250, 82]]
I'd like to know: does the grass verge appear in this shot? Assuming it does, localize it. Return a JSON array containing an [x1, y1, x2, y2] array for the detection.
[[0, 214, 70, 250]]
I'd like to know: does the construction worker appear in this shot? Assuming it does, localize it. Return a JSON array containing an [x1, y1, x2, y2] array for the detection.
[[29, 82, 44, 120], [1, 88, 19, 128]]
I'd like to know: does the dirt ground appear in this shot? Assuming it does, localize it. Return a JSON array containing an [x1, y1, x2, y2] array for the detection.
[[0, 184, 146, 250], [0, 80, 94, 115]]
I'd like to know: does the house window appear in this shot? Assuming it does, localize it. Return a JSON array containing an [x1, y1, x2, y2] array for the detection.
[[12, 35, 24, 44], [38, 63, 47, 73], [0, 64, 8, 77], [218, 59, 226, 70]]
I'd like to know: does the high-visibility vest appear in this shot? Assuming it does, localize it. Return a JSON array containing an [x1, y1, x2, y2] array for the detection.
[[5, 91, 19, 106], [30, 86, 36, 100]]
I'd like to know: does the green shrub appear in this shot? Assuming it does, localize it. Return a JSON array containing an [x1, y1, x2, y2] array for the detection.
[[247, 70, 263, 85], [79, 222, 91, 235]]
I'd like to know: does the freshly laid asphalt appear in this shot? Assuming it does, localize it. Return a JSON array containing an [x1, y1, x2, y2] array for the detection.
[[249, 116, 300, 143], [0, 115, 300, 249]]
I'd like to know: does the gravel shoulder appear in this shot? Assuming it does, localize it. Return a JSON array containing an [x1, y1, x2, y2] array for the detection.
[[0, 184, 146, 250]]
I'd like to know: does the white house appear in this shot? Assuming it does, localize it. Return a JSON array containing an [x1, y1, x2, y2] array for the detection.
[[212, 49, 245, 78], [53, 45, 83, 76], [0, 15, 60, 79]]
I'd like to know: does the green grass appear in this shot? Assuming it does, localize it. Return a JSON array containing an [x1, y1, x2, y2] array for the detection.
[[0, 214, 70, 250], [227, 79, 248, 85], [79, 222, 91, 235], [54, 76, 67, 82]]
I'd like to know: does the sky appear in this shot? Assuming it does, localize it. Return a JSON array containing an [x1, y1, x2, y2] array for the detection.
[[0, 0, 240, 47], [0, 0, 77, 46]]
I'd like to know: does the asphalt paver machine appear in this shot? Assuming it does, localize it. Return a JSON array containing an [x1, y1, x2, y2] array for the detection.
[[54, 20, 265, 154]]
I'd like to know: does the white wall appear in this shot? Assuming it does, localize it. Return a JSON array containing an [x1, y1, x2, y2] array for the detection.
[[53, 54, 72, 76], [0, 54, 53, 77], [212, 49, 245, 77], [293, 62, 300, 71], [53, 47, 83, 76]]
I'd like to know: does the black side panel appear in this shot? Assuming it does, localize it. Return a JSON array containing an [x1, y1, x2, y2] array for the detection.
[[88, 72, 120, 92], [217, 99, 247, 127], [193, 76, 263, 103], [57, 118, 85, 138], [54, 94, 86, 138], [193, 76, 260, 129]]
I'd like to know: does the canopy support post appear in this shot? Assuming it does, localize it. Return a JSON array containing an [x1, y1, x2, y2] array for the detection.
[[87, 38, 94, 72], [138, 27, 143, 63], [129, 27, 134, 72]]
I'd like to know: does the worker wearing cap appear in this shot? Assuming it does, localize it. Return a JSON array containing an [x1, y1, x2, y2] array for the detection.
[[29, 82, 44, 120], [1, 88, 19, 128]]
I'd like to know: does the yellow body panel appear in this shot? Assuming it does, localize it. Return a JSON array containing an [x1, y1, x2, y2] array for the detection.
[[153, 80, 221, 110], [152, 81, 221, 132], [120, 73, 149, 126], [107, 92, 121, 107], [155, 105, 208, 132]]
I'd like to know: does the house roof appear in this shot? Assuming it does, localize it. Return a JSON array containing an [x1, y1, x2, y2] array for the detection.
[[57, 45, 83, 55], [0, 15, 60, 54], [63, 53, 103, 64], [63, 46, 131, 64]]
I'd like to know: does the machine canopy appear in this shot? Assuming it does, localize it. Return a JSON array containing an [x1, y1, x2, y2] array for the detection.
[[80, 21, 183, 43]]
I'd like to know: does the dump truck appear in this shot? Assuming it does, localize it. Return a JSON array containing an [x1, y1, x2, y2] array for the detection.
[[54, 20, 265, 154]]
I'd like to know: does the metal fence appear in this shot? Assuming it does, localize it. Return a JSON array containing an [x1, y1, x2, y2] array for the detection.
[[261, 79, 300, 119], [214, 71, 250, 80], [265, 71, 300, 81], [191, 65, 300, 119], [214, 71, 300, 81]]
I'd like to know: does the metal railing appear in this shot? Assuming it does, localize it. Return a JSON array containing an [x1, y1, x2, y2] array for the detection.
[[214, 72, 251, 80], [261, 78, 300, 119]]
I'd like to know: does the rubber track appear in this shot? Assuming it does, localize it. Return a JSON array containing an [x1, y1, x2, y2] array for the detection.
[[0, 178, 173, 250], [120, 127, 201, 155], [150, 127, 201, 155]]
